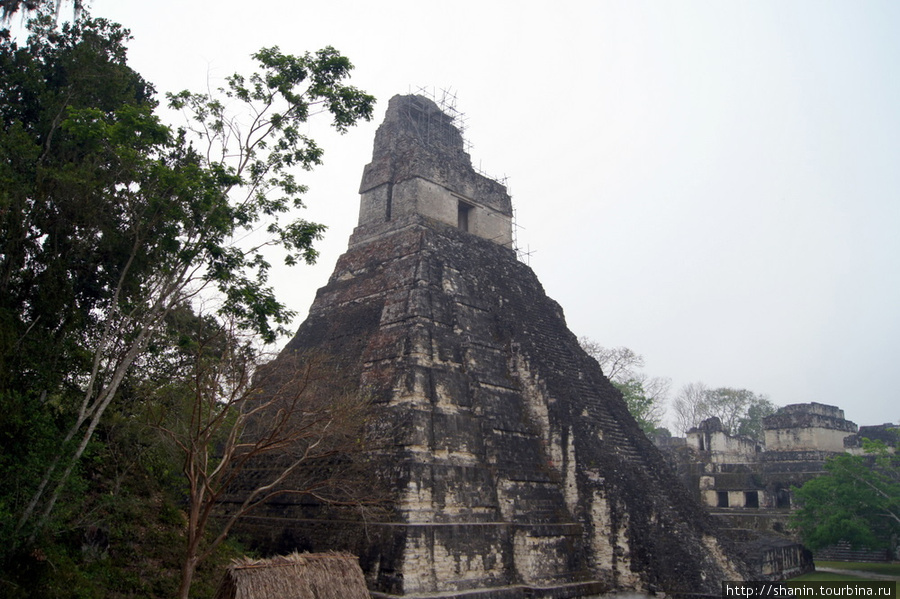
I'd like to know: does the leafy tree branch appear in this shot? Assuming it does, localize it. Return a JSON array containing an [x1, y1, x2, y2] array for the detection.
[[578, 338, 669, 434], [0, 13, 374, 544], [792, 438, 900, 552]]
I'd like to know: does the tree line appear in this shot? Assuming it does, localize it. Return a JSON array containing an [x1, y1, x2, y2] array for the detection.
[[578, 338, 775, 438]]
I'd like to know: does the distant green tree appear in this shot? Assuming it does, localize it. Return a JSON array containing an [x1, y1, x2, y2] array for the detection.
[[578, 338, 669, 434], [737, 395, 777, 439], [703, 387, 775, 438], [613, 378, 664, 434], [792, 439, 900, 552], [654, 427, 672, 439], [0, 13, 373, 543]]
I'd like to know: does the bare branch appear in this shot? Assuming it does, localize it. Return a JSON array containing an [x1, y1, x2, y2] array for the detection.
[[151, 320, 384, 599]]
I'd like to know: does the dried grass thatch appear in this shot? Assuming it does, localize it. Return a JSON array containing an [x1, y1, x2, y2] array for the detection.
[[214, 552, 370, 599]]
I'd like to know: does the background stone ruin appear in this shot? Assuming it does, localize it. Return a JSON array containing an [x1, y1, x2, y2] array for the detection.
[[663, 402, 897, 562]]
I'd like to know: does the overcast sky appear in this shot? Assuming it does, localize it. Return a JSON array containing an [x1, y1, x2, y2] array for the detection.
[[38, 1, 900, 429]]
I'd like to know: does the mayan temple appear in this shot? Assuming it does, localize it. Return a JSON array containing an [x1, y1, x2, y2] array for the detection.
[[232, 94, 753, 598]]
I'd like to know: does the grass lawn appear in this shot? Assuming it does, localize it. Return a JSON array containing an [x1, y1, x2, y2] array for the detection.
[[813, 561, 900, 578], [787, 561, 899, 596], [791, 572, 869, 582]]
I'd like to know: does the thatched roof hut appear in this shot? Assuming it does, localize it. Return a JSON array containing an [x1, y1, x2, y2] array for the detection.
[[214, 552, 370, 599]]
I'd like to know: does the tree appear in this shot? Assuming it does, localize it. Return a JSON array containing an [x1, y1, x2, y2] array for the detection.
[[738, 395, 777, 440], [614, 377, 666, 434], [578, 338, 669, 434], [1, 14, 173, 542], [703, 387, 773, 437], [578, 338, 644, 382], [0, 13, 374, 542], [1, 0, 83, 23], [149, 314, 379, 599], [671, 383, 774, 438], [672, 381, 709, 437], [792, 438, 900, 553]]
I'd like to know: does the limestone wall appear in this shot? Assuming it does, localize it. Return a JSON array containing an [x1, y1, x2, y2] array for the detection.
[[763, 402, 857, 452], [688, 430, 761, 462], [686, 417, 761, 464], [764, 426, 852, 452]]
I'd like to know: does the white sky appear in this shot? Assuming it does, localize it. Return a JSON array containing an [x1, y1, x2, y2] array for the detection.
[[44, 1, 900, 428]]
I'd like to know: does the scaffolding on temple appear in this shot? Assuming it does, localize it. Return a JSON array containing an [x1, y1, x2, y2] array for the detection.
[[511, 205, 535, 265], [405, 86, 534, 263], [401, 86, 472, 153]]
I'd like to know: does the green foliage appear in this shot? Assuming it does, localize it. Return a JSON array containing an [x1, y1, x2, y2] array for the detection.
[[1, 14, 161, 546], [672, 383, 774, 438], [738, 394, 776, 439], [1, 15, 157, 390], [700, 387, 775, 438], [1, 8, 373, 579], [792, 439, 900, 552], [165, 44, 374, 289], [578, 338, 670, 433], [0, 439, 247, 599], [613, 379, 662, 434]]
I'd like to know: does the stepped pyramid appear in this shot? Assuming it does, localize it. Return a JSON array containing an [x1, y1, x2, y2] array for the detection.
[[235, 95, 749, 597]]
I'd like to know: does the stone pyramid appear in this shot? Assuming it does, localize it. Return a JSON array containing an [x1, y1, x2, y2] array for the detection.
[[235, 95, 749, 598]]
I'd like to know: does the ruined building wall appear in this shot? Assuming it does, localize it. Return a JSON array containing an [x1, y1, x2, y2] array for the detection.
[[668, 404, 862, 538], [845, 424, 900, 455], [763, 403, 858, 452], [687, 417, 762, 463]]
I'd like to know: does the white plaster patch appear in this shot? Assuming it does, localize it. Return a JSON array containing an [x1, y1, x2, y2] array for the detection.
[[432, 447, 478, 464], [431, 540, 504, 589], [401, 532, 434, 593], [434, 382, 460, 412], [702, 535, 744, 581], [549, 430, 563, 473], [496, 479, 516, 521], [442, 270, 460, 294], [590, 491, 640, 589], [400, 477, 434, 523], [591, 491, 614, 569], [613, 509, 638, 588], [513, 530, 566, 584]]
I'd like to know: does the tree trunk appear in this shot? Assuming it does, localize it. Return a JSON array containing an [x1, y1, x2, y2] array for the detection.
[[177, 555, 198, 599]]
